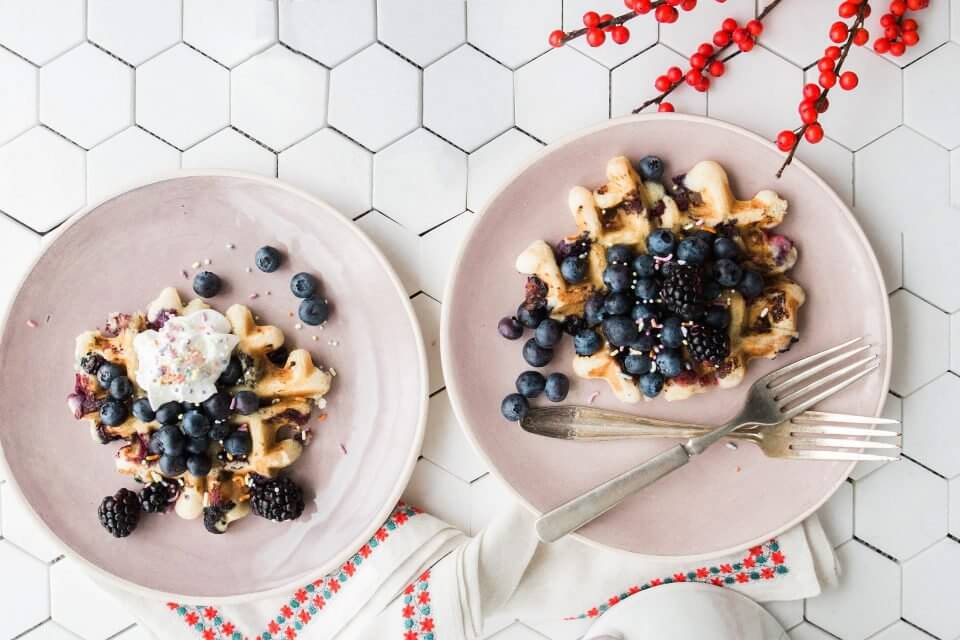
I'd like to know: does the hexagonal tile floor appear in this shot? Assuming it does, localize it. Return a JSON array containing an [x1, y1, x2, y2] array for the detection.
[[0, 3, 958, 639]]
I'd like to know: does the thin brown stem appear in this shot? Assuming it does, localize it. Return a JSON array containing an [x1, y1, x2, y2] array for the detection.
[[557, 2, 666, 45]]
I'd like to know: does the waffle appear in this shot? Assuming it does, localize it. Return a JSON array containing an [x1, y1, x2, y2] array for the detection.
[[516, 157, 805, 403], [71, 287, 332, 529]]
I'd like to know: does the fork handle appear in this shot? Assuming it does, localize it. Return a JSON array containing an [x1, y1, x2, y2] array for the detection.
[[534, 444, 691, 543]]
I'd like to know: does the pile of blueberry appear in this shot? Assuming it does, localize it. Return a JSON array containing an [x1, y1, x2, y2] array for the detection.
[[497, 310, 571, 421]]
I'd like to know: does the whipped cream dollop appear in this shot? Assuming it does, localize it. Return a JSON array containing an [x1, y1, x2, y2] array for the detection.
[[133, 309, 239, 409]]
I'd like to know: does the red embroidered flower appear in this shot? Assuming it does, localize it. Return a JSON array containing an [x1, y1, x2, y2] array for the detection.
[[403, 604, 415, 618], [328, 579, 341, 593], [587, 608, 600, 618], [284, 625, 296, 639], [204, 606, 218, 620], [736, 573, 749, 583], [295, 589, 308, 603], [608, 595, 620, 606], [299, 609, 311, 624], [167, 602, 179, 610], [696, 567, 709, 578], [359, 544, 372, 558], [720, 564, 733, 573], [312, 579, 323, 588], [628, 585, 640, 594], [772, 551, 785, 565], [750, 545, 763, 556], [420, 618, 435, 632], [762, 567, 775, 579], [744, 557, 756, 569], [185, 612, 199, 626], [404, 583, 415, 595], [222, 622, 235, 635], [418, 571, 431, 583], [710, 577, 723, 586], [343, 561, 356, 577], [672, 573, 686, 582], [404, 631, 418, 640], [269, 620, 281, 634], [312, 595, 325, 609], [375, 527, 388, 541], [417, 591, 431, 605], [203, 629, 215, 640], [650, 578, 663, 587], [395, 511, 409, 525], [281, 605, 294, 619]]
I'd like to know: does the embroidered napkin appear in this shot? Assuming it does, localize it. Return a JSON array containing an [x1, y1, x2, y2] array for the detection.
[[105, 501, 837, 640]]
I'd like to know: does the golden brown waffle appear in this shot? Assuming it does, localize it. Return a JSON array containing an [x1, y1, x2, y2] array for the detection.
[[516, 157, 805, 403]]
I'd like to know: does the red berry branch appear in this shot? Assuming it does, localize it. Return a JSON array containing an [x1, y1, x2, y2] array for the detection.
[[874, 0, 927, 56]]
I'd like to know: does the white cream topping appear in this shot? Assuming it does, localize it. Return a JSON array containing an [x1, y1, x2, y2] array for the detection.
[[133, 309, 239, 409]]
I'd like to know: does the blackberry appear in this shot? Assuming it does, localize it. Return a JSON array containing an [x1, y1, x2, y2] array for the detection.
[[98, 488, 141, 537], [562, 314, 586, 336], [250, 476, 305, 522], [203, 501, 236, 534], [138, 482, 175, 513], [79, 352, 105, 375], [661, 264, 705, 320], [687, 323, 730, 365]]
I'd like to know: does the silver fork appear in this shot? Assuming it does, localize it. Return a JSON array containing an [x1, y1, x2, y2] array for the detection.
[[521, 406, 900, 462], [534, 337, 881, 543]]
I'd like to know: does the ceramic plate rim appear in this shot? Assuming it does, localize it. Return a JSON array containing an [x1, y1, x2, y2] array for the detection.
[[440, 113, 892, 561], [0, 170, 429, 603]]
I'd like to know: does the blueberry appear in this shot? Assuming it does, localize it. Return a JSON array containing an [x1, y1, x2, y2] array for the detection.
[[155, 401, 183, 425], [676, 237, 709, 265], [99, 400, 128, 426], [217, 356, 243, 386], [638, 155, 664, 180], [522, 338, 554, 367], [647, 229, 676, 257], [630, 332, 656, 352], [713, 237, 739, 260], [623, 354, 652, 376], [209, 421, 231, 441], [659, 316, 684, 348], [515, 371, 546, 398], [299, 297, 330, 326], [738, 270, 764, 299], [498, 316, 524, 340], [602, 315, 639, 347], [148, 431, 164, 455], [232, 390, 259, 415], [639, 372, 665, 398], [584, 295, 607, 327], [656, 349, 685, 378], [108, 375, 134, 400], [156, 425, 185, 456], [560, 256, 588, 283], [631, 302, 659, 323], [192, 271, 222, 298], [633, 253, 656, 278], [500, 393, 529, 421], [290, 272, 319, 298], [606, 244, 634, 264], [224, 430, 252, 456], [534, 318, 562, 348], [517, 303, 547, 329], [186, 436, 209, 455], [604, 293, 633, 316], [544, 373, 569, 402], [562, 315, 586, 336], [255, 246, 282, 272], [202, 392, 232, 421], [703, 280, 722, 301], [602, 263, 634, 293], [267, 346, 289, 367], [714, 258, 743, 288], [574, 329, 603, 356], [694, 229, 715, 247], [704, 306, 731, 329], [132, 398, 155, 423], [159, 454, 187, 476], [634, 277, 659, 300], [187, 453, 212, 477], [96, 361, 124, 390], [182, 410, 211, 438]]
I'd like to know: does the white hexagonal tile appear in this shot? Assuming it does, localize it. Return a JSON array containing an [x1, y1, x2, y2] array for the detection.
[[87, 127, 181, 204], [136, 44, 230, 149], [374, 128, 467, 234], [951, 148, 960, 209], [0, 126, 85, 232], [328, 44, 421, 151], [849, 393, 902, 481], [411, 293, 443, 394], [354, 211, 420, 295], [377, 0, 465, 67], [0, 215, 41, 321], [401, 458, 471, 532], [563, 0, 658, 68], [39, 43, 132, 149], [855, 458, 947, 560], [864, 0, 951, 68], [516, 47, 608, 143], [0, 483, 64, 562], [954, 0, 960, 44], [468, 128, 543, 213], [868, 621, 933, 640], [903, 373, 960, 478], [279, 0, 375, 66], [183, 0, 276, 67], [788, 623, 835, 640], [819, 480, 853, 547], [0, 0, 83, 65], [761, 0, 838, 67], [708, 46, 803, 141], [611, 44, 707, 117], [20, 621, 83, 640], [0, 47, 37, 146], [279, 128, 372, 217], [424, 45, 513, 152], [111, 626, 152, 640], [904, 216, 960, 313], [422, 389, 486, 483], [805, 541, 900, 640], [762, 600, 803, 632], [902, 539, 960, 639], [950, 476, 960, 537], [88, 0, 181, 66], [795, 136, 854, 206], [890, 290, 950, 396], [467, 0, 559, 69], [51, 558, 134, 639], [469, 472, 513, 536], [487, 621, 551, 640], [905, 43, 960, 152], [419, 211, 476, 301], [659, 0, 755, 58], [804, 47, 901, 151], [231, 45, 328, 151], [182, 128, 276, 176], [952, 312, 960, 373], [0, 541, 49, 638]]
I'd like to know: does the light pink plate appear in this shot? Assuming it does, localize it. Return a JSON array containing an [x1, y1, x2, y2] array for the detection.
[[442, 115, 891, 559], [0, 173, 427, 601]]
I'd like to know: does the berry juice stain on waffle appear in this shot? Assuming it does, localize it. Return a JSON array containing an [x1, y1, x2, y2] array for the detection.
[[498, 155, 805, 421], [67, 246, 334, 537]]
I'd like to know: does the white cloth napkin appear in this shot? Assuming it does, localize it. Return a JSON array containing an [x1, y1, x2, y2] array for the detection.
[[107, 501, 837, 640]]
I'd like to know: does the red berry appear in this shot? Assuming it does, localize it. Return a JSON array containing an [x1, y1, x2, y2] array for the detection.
[[889, 41, 906, 56], [685, 68, 703, 86], [583, 11, 600, 27], [586, 27, 606, 47], [708, 60, 725, 76], [655, 4, 679, 22], [667, 66, 684, 82], [548, 30, 566, 47], [690, 53, 707, 69], [824, 45, 842, 60], [738, 37, 755, 52], [829, 21, 849, 43], [635, 0, 653, 13], [804, 123, 824, 144], [681, 0, 697, 10], [817, 57, 835, 72], [658, 101, 675, 112], [698, 43, 715, 57], [803, 83, 821, 100], [839, 71, 859, 90], [800, 104, 818, 125], [863, 4, 872, 17], [907, 0, 928, 9], [713, 30, 731, 46], [732, 28, 748, 43], [819, 70, 837, 88], [880, 14, 896, 27], [776, 130, 797, 151], [655, 75, 673, 92], [853, 28, 869, 46], [890, 0, 906, 15], [838, 2, 857, 17], [624, 0, 638, 9], [873, 37, 891, 53], [816, 96, 829, 113], [694, 77, 710, 92], [667, 0, 683, 5], [902, 30, 920, 45], [746, 19, 763, 36], [722, 18, 738, 32], [611, 25, 631, 44], [884, 25, 899, 40], [902, 18, 918, 31], [599, 13, 614, 31]]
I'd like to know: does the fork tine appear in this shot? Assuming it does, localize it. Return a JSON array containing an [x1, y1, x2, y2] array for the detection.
[[789, 424, 900, 438], [759, 337, 863, 386], [781, 361, 880, 419], [782, 449, 900, 462], [768, 344, 872, 393], [788, 437, 901, 450], [776, 355, 878, 405], [792, 411, 899, 426]]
